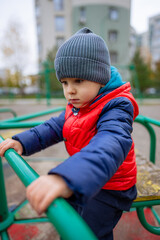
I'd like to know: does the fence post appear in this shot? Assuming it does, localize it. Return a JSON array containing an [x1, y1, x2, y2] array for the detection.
[[43, 61, 51, 106]]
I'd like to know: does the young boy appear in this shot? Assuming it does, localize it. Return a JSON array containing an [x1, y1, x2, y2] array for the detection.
[[0, 28, 139, 240]]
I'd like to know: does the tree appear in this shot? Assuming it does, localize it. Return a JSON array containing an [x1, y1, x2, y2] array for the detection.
[[131, 49, 152, 93], [1, 20, 29, 92], [40, 46, 62, 93]]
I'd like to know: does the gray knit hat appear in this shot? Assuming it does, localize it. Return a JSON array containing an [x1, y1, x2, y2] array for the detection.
[[54, 27, 111, 85]]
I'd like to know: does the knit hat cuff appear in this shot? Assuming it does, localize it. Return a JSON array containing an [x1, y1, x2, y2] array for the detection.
[[55, 57, 111, 85]]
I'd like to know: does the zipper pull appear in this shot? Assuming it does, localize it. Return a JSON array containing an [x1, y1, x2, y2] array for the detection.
[[72, 107, 79, 116]]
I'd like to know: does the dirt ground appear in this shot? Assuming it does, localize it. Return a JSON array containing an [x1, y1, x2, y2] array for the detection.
[[0, 98, 160, 240]]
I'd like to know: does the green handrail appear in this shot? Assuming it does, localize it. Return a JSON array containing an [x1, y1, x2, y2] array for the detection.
[[136, 207, 160, 235], [0, 106, 66, 123], [135, 114, 160, 164], [0, 122, 44, 129], [133, 115, 160, 235], [0, 136, 97, 240], [0, 113, 158, 165], [0, 157, 10, 221], [0, 108, 17, 118]]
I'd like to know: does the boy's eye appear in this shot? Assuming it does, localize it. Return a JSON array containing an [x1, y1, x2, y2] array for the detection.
[[75, 79, 83, 83], [61, 81, 67, 85]]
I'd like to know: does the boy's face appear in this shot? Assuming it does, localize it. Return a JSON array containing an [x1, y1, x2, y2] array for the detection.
[[61, 78, 104, 108]]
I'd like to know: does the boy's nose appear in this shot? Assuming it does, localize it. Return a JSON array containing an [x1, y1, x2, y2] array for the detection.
[[67, 84, 76, 94]]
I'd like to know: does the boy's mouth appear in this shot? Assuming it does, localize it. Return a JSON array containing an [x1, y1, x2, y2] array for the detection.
[[69, 99, 80, 104]]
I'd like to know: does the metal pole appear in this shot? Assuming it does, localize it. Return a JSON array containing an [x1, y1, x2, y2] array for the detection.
[[0, 157, 9, 222], [44, 61, 51, 106], [130, 64, 142, 101]]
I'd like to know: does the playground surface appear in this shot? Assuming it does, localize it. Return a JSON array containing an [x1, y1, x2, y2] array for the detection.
[[1, 98, 160, 240]]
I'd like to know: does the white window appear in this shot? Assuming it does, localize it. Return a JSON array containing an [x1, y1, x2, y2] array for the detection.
[[108, 30, 118, 42], [110, 51, 118, 63], [35, 5, 40, 17], [55, 16, 65, 32], [38, 41, 42, 54], [109, 7, 119, 21], [54, 0, 64, 11], [37, 24, 41, 35], [79, 7, 86, 25]]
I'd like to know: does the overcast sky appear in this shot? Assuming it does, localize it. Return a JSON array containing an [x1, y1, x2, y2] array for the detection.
[[0, 0, 160, 74]]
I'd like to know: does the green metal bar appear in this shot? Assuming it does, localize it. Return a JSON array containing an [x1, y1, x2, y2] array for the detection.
[[0, 230, 10, 240], [136, 207, 160, 235], [132, 65, 143, 100], [135, 115, 157, 164], [0, 136, 97, 240], [0, 213, 14, 232], [0, 106, 65, 123], [151, 207, 160, 225], [144, 122, 156, 164], [12, 200, 28, 215], [44, 62, 51, 106], [14, 218, 49, 224], [135, 115, 160, 127], [132, 199, 160, 208], [0, 108, 17, 117], [0, 157, 10, 222], [0, 121, 43, 129], [132, 114, 160, 235]]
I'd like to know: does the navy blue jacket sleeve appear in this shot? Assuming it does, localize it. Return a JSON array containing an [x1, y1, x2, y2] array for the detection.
[[12, 110, 65, 156], [48, 97, 134, 205]]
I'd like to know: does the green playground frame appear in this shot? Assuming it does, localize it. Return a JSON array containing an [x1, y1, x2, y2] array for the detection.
[[0, 107, 160, 238]]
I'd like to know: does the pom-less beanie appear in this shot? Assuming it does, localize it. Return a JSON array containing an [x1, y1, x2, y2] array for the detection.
[[54, 27, 111, 85]]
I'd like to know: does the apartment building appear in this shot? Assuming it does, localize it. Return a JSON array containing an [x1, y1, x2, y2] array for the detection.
[[34, 0, 131, 67], [137, 31, 151, 63], [129, 26, 137, 61], [149, 14, 160, 65]]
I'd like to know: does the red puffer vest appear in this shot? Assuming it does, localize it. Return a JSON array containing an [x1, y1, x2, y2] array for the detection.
[[63, 83, 139, 190]]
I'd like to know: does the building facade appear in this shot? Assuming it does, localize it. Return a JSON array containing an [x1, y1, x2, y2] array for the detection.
[[137, 31, 151, 63], [129, 26, 137, 61], [149, 14, 160, 65], [34, 0, 131, 67]]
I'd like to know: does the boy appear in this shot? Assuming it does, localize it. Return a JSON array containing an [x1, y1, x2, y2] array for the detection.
[[0, 28, 139, 240]]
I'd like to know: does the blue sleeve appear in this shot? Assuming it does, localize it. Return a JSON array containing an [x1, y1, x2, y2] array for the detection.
[[12, 110, 65, 156], [48, 98, 134, 205]]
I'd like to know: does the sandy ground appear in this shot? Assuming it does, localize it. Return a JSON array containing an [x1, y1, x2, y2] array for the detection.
[[0, 98, 160, 239]]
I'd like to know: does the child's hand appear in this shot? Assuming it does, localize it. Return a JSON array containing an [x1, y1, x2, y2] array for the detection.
[[0, 138, 23, 157], [26, 175, 73, 215]]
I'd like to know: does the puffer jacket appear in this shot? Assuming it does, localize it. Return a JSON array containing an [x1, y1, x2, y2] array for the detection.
[[63, 82, 138, 191]]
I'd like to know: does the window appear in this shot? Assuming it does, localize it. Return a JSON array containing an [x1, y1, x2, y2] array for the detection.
[[35, 5, 40, 17], [79, 7, 86, 25], [110, 51, 118, 63], [109, 7, 119, 20], [55, 16, 65, 32], [56, 37, 65, 48], [38, 41, 42, 54], [156, 18, 160, 26], [37, 24, 41, 35], [54, 0, 64, 11], [108, 30, 118, 42]]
